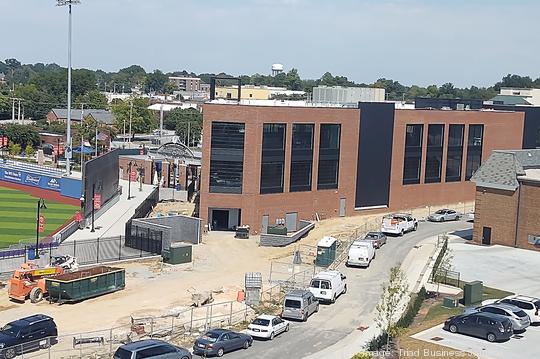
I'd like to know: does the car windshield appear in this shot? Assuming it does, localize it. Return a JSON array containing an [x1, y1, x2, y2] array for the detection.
[[515, 310, 528, 318], [285, 299, 301, 309], [310, 280, 320, 288], [534, 300, 540, 309], [0, 324, 18, 337], [202, 332, 220, 342], [252, 318, 270, 326], [435, 210, 446, 214], [113, 348, 132, 359], [365, 233, 378, 238]]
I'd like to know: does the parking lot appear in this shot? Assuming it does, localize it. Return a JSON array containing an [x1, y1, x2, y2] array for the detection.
[[218, 220, 472, 359], [450, 239, 540, 297], [413, 323, 540, 359]]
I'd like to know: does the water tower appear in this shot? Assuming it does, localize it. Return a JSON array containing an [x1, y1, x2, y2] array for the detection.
[[271, 63, 284, 76]]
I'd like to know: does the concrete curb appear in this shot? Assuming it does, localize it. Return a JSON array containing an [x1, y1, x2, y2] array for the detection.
[[304, 235, 445, 359]]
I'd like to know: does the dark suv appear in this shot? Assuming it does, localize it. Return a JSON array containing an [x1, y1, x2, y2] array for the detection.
[[444, 312, 513, 342], [0, 314, 57, 359]]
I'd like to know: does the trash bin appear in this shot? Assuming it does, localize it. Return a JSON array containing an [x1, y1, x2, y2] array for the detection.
[[27, 248, 36, 260]]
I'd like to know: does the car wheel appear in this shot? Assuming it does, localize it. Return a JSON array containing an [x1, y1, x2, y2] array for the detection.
[[3, 348, 16, 359], [270, 331, 275, 340], [243, 340, 250, 349], [217, 347, 225, 357], [331, 294, 336, 304], [455, 216, 460, 221], [30, 287, 43, 303], [413, 224, 418, 231], [400, 229, 404, 236], [181, 356, 190, 359], [285, 324, 290, 332], [449, 324, 458, 333], [303, 313, 308, 322], [487, 333, 496, 342], [343, 284, 347, 295], [40, 340, 51, 349], [315, 303, 319, 313]]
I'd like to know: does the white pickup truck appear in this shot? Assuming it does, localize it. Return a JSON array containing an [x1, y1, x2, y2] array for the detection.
[[381, 213, 418, 236]]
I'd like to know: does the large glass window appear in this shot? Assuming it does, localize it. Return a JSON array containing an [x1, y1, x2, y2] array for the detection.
[[317, 124, 341, 189], [445, 125, 464, 182], [465, 125, 484, 180], [209, 122, 245, 193], [260, 123, 286, 194], [403, 124, 423, 185], [290, 124, 314, 192], [425, 124, 444, 183]]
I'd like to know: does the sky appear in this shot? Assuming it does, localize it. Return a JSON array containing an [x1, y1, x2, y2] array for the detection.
[[1, 0, 539, 87]]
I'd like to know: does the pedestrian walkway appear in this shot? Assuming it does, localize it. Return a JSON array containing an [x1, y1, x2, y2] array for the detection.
[[67, 180, 156, 241]]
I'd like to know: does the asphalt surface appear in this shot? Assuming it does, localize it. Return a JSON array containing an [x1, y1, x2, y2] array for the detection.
[[195, 220, 472, 359]]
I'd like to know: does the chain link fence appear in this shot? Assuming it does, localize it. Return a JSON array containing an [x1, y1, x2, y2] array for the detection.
[[0, 301, 255, 359]]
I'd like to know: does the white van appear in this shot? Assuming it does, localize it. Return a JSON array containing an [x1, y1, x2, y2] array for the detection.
[[346, 240, 375, 267], [309, 271, 347, 304]]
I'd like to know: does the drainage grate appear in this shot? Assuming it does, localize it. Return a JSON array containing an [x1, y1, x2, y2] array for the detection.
[[431, 336, 444, 341]]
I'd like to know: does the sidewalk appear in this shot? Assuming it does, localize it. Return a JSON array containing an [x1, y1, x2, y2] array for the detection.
[[67, 180, 156, 241], [305, 235, 444, 359]]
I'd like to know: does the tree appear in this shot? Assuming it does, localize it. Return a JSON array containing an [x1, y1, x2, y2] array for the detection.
[[14, 84, 54, 120], [25, 144, 35, 158], [111, 97, 156, 136], [0, 123, 40, 148], [375, 266, 409, 348], [145, 70, 168, 93], [166, 108, 202, 147], [494, 74, 534, 91], [285, 69, 303, 91], [8, 142, 21, 157], [75, 90, 108, 109]]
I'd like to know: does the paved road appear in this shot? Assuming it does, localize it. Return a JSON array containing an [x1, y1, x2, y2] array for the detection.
[[195, 220, 472, 359]]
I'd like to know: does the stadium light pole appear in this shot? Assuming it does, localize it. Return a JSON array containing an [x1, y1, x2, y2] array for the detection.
[[35, 199, 47, 260], [57, 0, 81, 175]]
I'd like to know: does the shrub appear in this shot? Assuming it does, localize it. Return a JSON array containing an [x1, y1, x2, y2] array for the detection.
[[351, 352, 373, 359]]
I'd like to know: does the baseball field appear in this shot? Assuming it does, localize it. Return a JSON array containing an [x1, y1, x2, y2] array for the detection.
[[0, 185, 78, 248]]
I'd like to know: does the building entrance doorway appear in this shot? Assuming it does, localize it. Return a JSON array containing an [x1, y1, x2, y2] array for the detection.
[[482, 226, 492, 245], [209, 208, 241, 231]]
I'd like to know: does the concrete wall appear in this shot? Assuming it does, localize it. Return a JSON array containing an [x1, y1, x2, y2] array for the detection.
[[133, 214, 201, 248]]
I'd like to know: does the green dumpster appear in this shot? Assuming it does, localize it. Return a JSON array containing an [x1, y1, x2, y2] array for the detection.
[[46, 266, 125, 304], [316, 236, 337, 267], [162, 242, 192, 265], [463, 280, 483, 306]]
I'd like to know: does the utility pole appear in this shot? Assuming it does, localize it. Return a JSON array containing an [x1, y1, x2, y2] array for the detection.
[[159, 103, 164, 145], [11, 97, 15, 121], [56, 0, 81, 175], [128, 100, 133, 144], [95, 126, 98, 157], [17, 99, 21, 121], [187, 121, 191, 148]]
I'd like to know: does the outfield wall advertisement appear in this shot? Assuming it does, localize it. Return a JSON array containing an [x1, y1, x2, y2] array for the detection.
[[0, 167, 81, 199]]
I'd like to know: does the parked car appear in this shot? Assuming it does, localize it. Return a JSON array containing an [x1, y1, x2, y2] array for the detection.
[[381, 213, 417, 236], [309, 270, 347, 303], [363, 231, 387, 248], [192, 329, 252, 357], [246, 315, 289, 340], [492, 295, 540, 324], [346, 240, 375, 267], [0, 314, 57, 359], [281, 289, 319, 321], [114, 339, 191, 359], [465, 303, 530, 331], [443, 312, 513, 342], [428, 209, 461, 222]]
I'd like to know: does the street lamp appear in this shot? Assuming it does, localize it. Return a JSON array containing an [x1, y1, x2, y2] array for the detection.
[[35, 198, 47, 259], [56, 0, 81, 175]]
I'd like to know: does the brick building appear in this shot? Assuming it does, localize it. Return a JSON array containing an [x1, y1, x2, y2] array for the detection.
[[200, 102, 525, 233], [471, 149, 540, 251]]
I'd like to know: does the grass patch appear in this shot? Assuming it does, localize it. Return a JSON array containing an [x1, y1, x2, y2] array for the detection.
[[397, 285, 514, 358], [0, 185, 77, 248]]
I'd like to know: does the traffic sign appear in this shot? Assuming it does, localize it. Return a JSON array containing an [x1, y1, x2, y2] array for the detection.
[[38, 215, 45, 233], [94, 193, 102, 210]]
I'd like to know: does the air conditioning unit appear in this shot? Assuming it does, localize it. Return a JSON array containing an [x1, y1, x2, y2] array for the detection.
[[528, 235, 540, 246]]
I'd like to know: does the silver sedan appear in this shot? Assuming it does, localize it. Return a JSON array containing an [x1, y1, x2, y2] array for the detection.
[[428, 209, 461, 222]]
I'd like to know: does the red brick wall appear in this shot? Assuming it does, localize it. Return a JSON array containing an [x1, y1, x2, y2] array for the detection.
[[516, 181, 540, 251], [472, 186, 519, 246], [389, 109, 524, 211], [200, 104, 360, 232]]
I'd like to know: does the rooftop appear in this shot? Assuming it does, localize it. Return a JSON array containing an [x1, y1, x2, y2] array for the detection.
[[472, 149, 540, 190]]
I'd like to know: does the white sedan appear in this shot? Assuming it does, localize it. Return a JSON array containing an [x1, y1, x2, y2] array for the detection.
[[245, 315, 289, 340]]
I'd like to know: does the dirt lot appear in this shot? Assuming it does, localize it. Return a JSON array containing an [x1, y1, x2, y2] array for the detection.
[[0, 201, 473, 337]]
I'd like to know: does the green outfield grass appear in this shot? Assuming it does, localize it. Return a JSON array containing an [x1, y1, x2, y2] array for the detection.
[[0, 185, 78, 248]]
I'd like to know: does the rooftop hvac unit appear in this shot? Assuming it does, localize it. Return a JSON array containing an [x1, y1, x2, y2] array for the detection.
[[528, 235, 540, 246]]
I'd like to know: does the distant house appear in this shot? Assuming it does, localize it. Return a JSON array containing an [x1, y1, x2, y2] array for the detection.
[[47, 108, 113, 125], [0, 72, 6, 84]]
